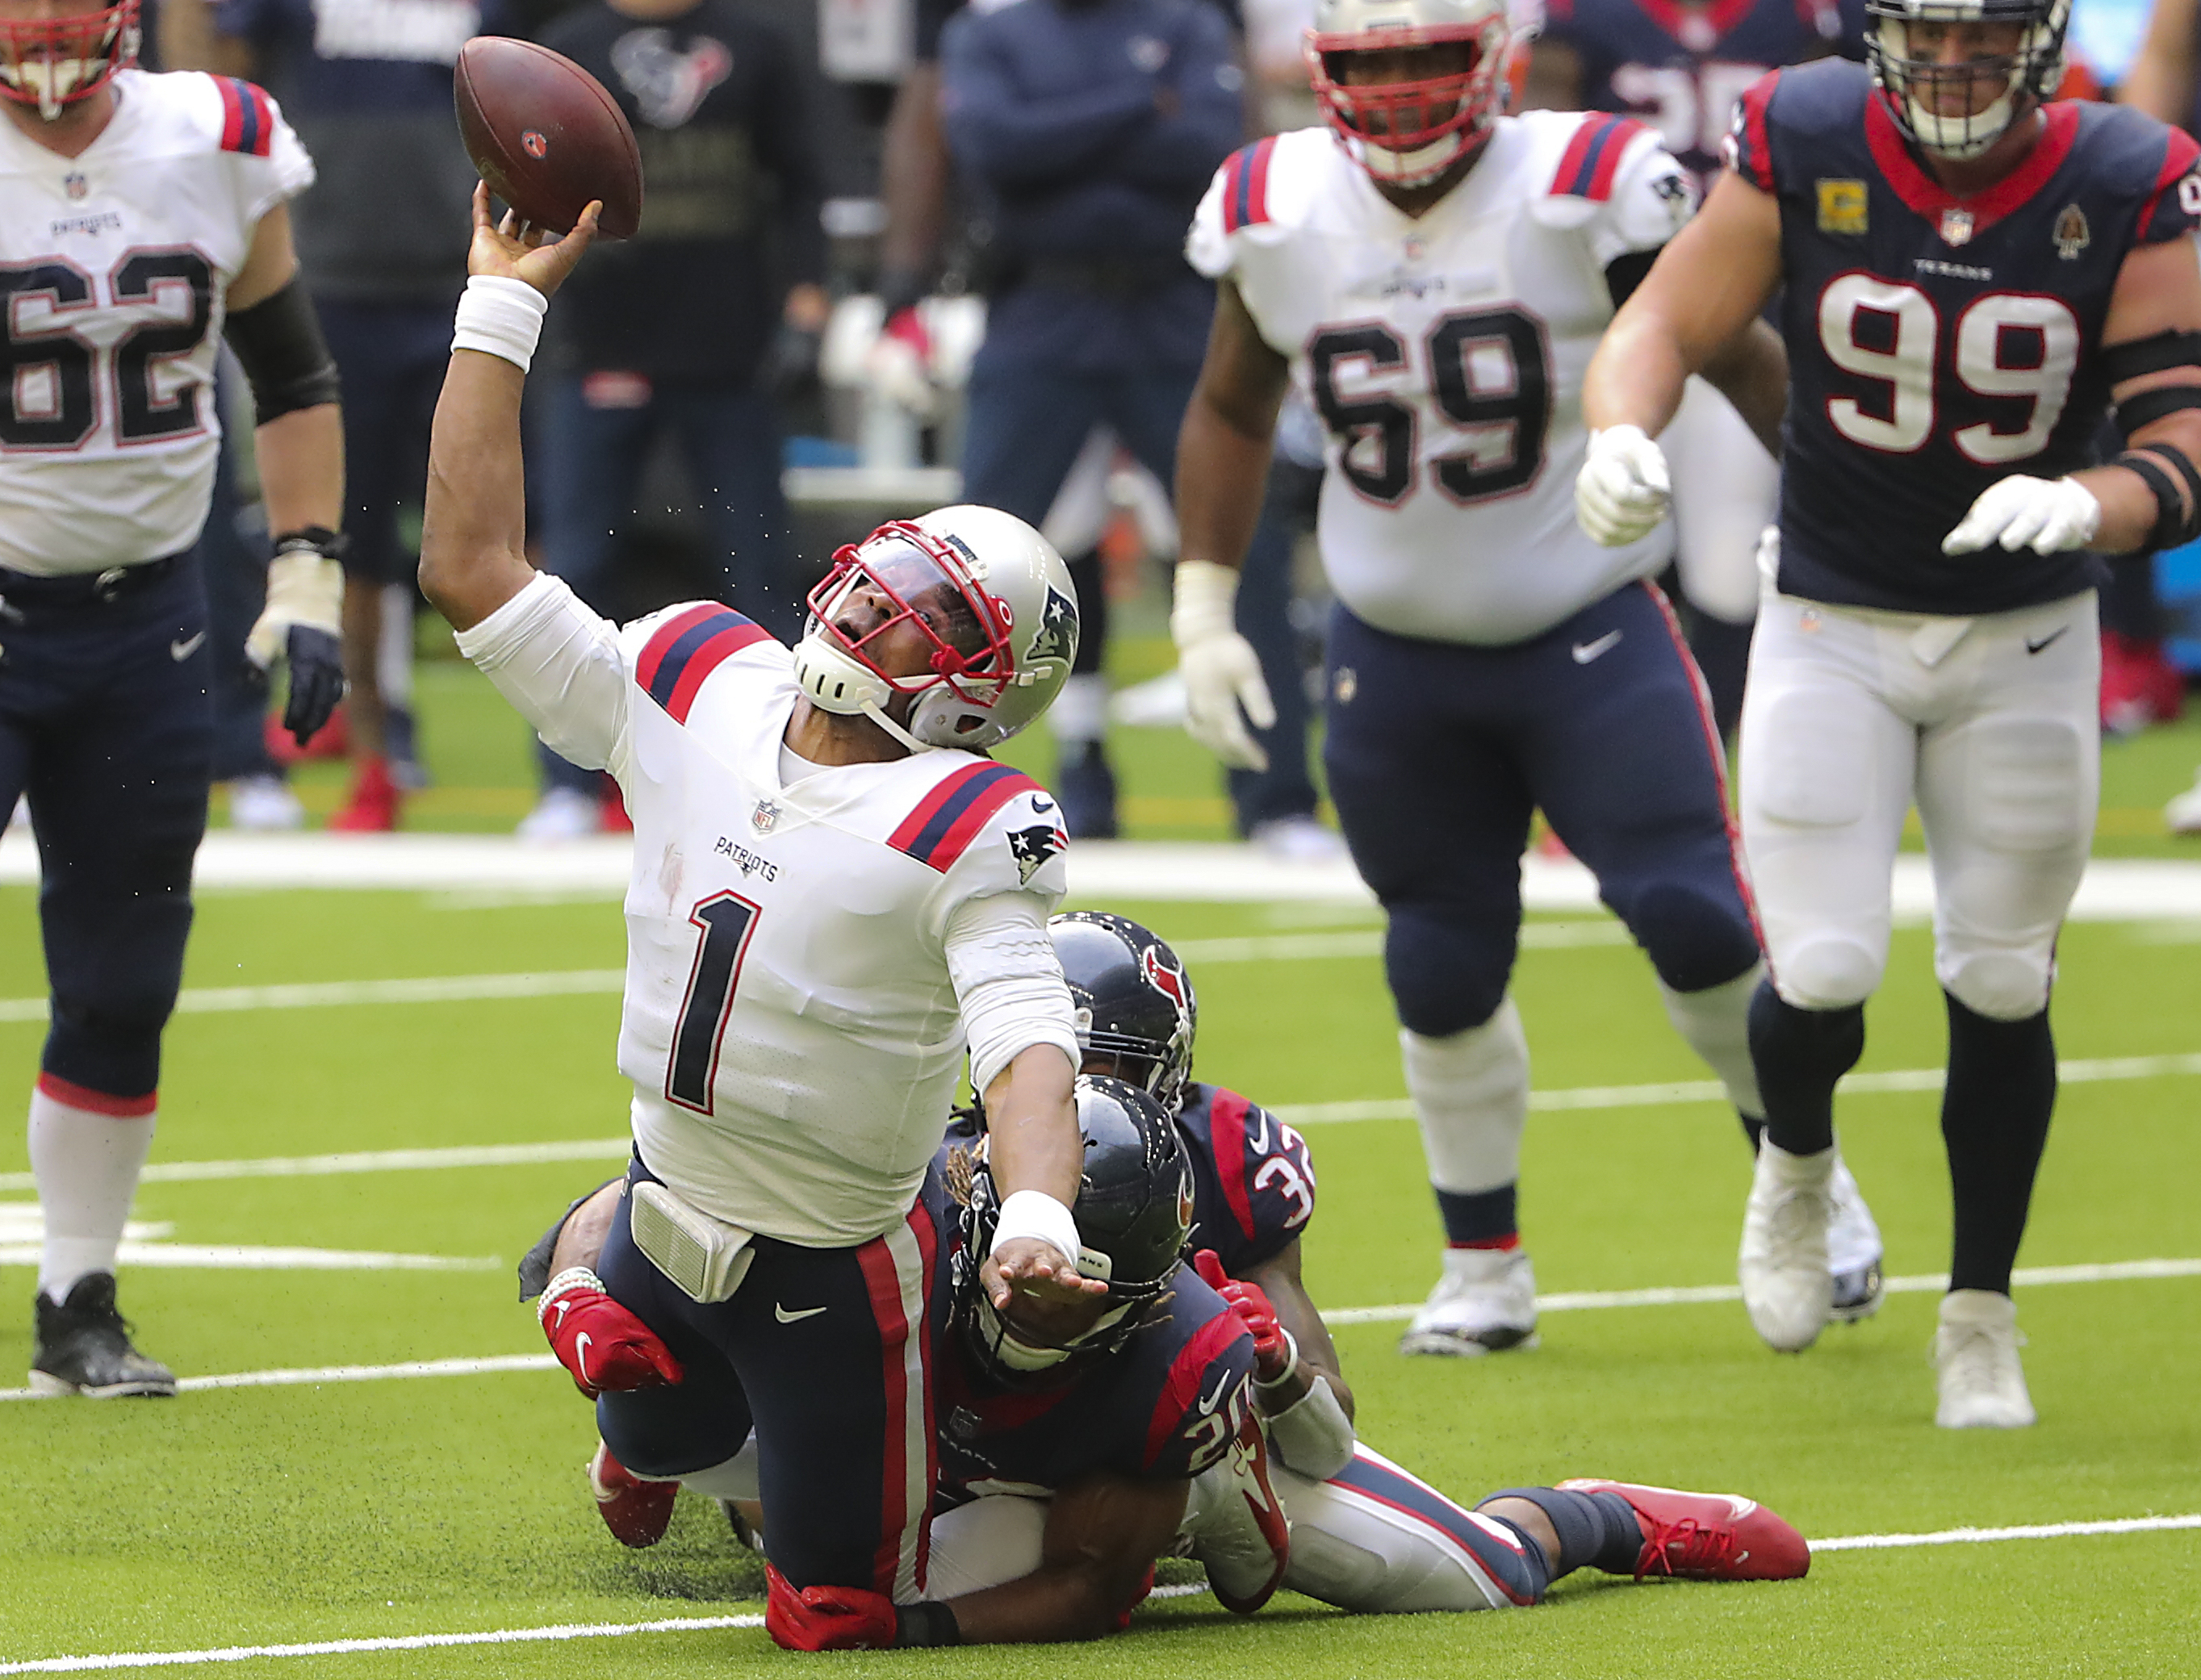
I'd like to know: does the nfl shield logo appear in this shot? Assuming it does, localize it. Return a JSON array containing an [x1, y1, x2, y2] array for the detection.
[[63, 172, 86, 200], [1939, 208, 1976, 247], [751, 800, 779, 834]]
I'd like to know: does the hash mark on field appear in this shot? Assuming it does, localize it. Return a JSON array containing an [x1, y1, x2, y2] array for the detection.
[[4, 1525, 2197, 1670]]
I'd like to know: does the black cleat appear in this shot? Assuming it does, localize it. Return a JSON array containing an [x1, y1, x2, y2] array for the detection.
[[31, 1273, 177, 1398]]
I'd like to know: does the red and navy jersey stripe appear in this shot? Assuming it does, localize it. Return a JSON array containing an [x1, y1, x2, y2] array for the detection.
[[214, 77, 277, 157], [634, 604, 774, 724], [1141, 1306, 1252, 1475], [888, 762, 1040, 872], [1219, 136, 1278, 233], [1550, 113, 1648, 201]]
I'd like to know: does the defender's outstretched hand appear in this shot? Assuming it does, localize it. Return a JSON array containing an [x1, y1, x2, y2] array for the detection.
[[467, 182, 600, 299], [1576, 424, 1673, 547], [1172, 559, 1276, 771], [1943, 474, 2103, 555], [986, 1235, 1112, 1310]]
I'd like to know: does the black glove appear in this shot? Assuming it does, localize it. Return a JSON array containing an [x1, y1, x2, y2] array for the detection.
[[245, 527, 349, 746]]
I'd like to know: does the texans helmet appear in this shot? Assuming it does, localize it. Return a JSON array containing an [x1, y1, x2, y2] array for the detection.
[[1048, 911, 1199, 1111], [953, 1076, 1194, 1387]]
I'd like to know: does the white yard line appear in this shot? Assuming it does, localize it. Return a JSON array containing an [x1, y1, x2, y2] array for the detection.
[[0, 1245, 498, 1273], [3, 1518, 2195, 1672]]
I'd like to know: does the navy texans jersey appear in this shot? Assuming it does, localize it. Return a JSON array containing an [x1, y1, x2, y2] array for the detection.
[[1538, 0, 1862, 184], [927, 1130, 1257, 1502], [1178, 1083, 1316, 1277], [1728, 61, 2201, 616]]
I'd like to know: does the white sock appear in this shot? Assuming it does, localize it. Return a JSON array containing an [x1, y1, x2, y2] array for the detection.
[[30, 1082, 157, 1304], [1051, 673, 1107, 749], [378, 583, 415, 708], [1659, 963, 1765, 1118], [1401, 998, 1530, 1194]]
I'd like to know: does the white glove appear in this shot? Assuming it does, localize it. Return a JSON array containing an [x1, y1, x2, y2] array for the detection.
[[245, 544, 344, 672], [1575, 424, 1672, 546], [1941, 474, 2102, 555], [1170, 558, 1275, 771]]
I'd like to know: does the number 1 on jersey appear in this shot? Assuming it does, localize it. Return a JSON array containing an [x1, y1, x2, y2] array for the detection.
[[667, 892, 761, 1114]]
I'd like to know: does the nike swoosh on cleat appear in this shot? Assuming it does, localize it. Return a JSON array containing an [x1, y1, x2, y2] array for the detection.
[[2025, 628, 2068, 654], [170, 632, 207, 662], [1571, 630, 1623, 664], [775, 1302, 828, 1324]]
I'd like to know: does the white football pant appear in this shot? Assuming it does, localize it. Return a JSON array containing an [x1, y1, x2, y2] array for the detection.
[[1665, 377, 1777, 628], [1738, 587, 2099, 1020]]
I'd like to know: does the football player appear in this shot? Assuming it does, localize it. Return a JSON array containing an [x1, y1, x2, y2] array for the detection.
[[2, 0, 346, 1396], [421, 190, 1101, 1649], [1169, 0, 1883, 1361], [1579, 0, 2201, 1423], [1524, 0, 1867, 735]]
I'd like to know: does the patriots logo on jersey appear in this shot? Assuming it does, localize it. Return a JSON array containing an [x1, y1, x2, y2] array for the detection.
[[1008, 824, 1066, 885], [1029, 586, 1077, 664]]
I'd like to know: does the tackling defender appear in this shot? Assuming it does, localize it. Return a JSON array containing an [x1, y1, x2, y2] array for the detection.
[[1, 0, 345, 1395], [420, 189, 1102, 1647], [1578, 0, 2201, 1422], [1169, 0, 1882, 1360]]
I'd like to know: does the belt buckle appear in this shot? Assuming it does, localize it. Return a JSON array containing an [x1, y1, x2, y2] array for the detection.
[[94, 566, 129, 602]]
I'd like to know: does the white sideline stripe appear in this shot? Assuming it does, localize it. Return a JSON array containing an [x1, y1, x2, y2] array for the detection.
[[1167, 921, 1630, 963], [0, 970, 629, 1026], [2, 1520, 2195, 1674], [7, 1048, 2201, 1194], [3, 1258, 2195, 1402], [1319, 1256, 2201, 1325], [0, 1244, 498, 1273], [1273, 1051, 2201, 1126]]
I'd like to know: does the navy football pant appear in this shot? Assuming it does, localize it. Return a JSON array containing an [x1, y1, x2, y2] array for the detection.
[[0, 556, 211, 1101], [1323, 583, 1759, 1037], [596, 1161, 942, 1600]]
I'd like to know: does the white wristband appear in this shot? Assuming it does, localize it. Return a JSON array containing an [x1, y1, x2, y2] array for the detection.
[[1170, 558, 1241, 649], [537, 1264, 605, 1325], [993, 1189, 1081, 1269], [451, 274, 550, 374]]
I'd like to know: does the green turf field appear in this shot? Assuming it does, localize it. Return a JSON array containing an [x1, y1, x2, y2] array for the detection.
[[2, 855, 2198, 1675]]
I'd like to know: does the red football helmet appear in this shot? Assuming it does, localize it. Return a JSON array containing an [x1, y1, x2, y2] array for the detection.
[[1305, 0, 1517, 187], [0, 0, 140, 121]]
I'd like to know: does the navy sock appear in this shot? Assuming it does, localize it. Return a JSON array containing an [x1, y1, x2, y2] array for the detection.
[[1435, 1184, 1517, 1247], [1478, 1488, 1644, 1582], [1942, 993, 2057, 1295], [1747, 982, 1863, 1158]]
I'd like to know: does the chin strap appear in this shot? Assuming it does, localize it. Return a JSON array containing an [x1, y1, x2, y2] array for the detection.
[[860, 701, 935, 754]]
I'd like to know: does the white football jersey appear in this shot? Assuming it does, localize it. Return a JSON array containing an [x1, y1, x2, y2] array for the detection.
[[459, 580, 1073, 1247], [0, 69, 312, 575], [1187, 115, 1696, 646]]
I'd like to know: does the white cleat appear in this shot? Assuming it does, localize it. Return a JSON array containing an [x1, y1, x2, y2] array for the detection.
[[1399, 1246, 1538, 1356], [1934, 1289, 2036, 1429], [227, 775, 304, 832], [1739, 1143, 1835, 1352], [1826, 1151, 1885, 1323], [2165, 769, 2201, 835], [517, 787, 601, 844]]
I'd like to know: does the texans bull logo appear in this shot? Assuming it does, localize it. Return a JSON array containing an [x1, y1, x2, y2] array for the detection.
[[1140, 946, 1190, 1013]]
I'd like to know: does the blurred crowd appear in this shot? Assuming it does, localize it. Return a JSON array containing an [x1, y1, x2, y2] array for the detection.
[[131, 0, 2201, 842]]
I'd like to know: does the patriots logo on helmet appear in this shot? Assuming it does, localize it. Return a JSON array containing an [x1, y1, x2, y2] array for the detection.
[[1008, 823, 1067, 885], [1140, 946, 1190, 1011], [1029, 586, 1077, 663]]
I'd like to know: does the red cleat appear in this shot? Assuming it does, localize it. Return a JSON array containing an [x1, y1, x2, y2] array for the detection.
[[1555, 1478, 1810, 1582], [2101, 630, 2185, 736], [325, 756, 400, 833], [588, 1441, 678, 1548], [266, 704, 349, 764]]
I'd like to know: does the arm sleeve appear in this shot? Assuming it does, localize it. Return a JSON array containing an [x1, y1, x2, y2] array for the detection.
[[2139, 128, 2201, 244], [944, 890, 1081, 1097], [1586, 130, 1698, 268], [452, 571, 635, 779], [1111, 10, 1246, 192], [939, 15, 1160, 189], [1721, 69, 1781, 192]]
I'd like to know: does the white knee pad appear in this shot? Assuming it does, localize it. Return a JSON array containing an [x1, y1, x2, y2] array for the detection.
[[1402, 999, 1530, 1195], [1659, 963, 1765, 1115], [676, 1436, 758, 1501], [924, 1495, 1050, 1598], [1771, 937, 1882, 1011], [1939, 950, 2051, 1022], [1273, 1458, 1514, 1613]]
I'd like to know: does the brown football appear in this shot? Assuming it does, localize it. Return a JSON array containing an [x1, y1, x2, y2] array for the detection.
[[454, 37, 643, 240]]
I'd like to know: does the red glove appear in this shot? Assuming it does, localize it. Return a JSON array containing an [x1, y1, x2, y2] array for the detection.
[[766, 1565, 898, 1650], [538, 1267, 684, 1398], [1194, 1248, 1291, 1382], [880, 303, 931, 359]]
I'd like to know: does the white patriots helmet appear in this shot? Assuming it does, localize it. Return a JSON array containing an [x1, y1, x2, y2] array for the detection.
[[1865, 0, 2071, 160], [1304, 0, 1520, 188], [0, 0, 139, 121], [791, 504, 1079, 753]]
